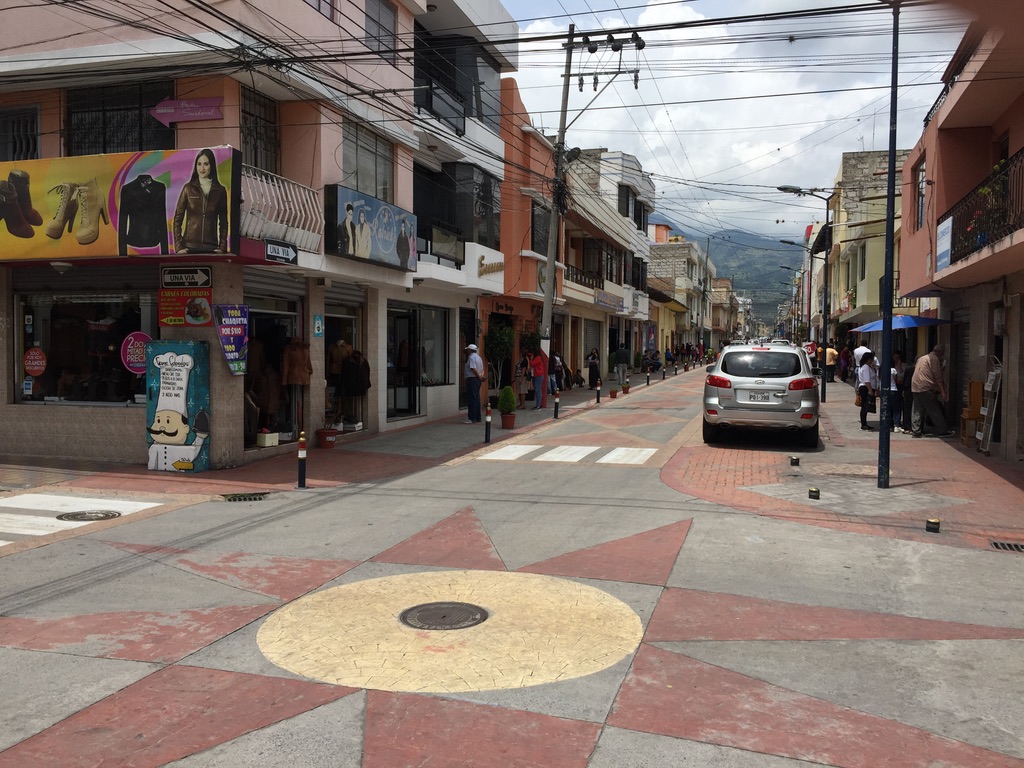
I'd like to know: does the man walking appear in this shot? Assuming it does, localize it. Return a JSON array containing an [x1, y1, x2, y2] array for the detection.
[[910, 344, 954, 438], [614, 343, 630, 385], [463, 343, 485, 424], [825, 340, 838, 382]]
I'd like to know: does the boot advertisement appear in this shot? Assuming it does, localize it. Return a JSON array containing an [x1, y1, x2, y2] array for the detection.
[[145, 340, 211, 473], [0, 147, 241, 260]]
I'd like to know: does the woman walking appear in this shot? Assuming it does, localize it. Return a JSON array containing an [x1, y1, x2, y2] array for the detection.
[[586, 347, 600, 389], [857, 351, 879, 431]]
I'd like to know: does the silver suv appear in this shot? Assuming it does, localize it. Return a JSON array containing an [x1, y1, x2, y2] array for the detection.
[[702, 342, 821, 447]]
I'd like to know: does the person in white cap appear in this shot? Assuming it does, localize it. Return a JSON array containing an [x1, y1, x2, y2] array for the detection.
[[147, 351, 209, 471], [463, 343, 485, 423]]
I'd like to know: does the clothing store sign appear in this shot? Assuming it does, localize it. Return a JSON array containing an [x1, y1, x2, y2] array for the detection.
[[213, 304, 249, 375], [323, 185, 418, 272], [158, 289, 213, 327], [0, 146, 240, 261], [161, 267, 212, 288]]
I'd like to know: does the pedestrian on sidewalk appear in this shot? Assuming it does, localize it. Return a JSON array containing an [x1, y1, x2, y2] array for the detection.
[[839, 346, 852, 382], [825, 340, 838, 382], [857, 350, 879, 430], [586, 347, 600, 389], [528, 350, 546, 410], [888, 353, 905, 432], [463, 343, 485, 424], [910, 344, 953, 438], [614, 343, 629, 385], [514, 352, 529, 409]]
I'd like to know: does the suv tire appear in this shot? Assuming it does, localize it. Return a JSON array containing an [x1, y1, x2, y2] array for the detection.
[[799, 421, 819, 448], [702, 418, 721, 444]]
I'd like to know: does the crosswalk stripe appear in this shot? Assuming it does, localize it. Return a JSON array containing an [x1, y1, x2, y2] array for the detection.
[[0, 494, 161, 514], [532, 446, 601, 462], [0, 513, 90, 536], [480, 444, 544, 461], [596, 447, 658, 465], [0, 540, 13, 548]]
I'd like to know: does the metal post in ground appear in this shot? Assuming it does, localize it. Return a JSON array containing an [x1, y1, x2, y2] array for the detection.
[[297, 431, 307, 489], [646, 368, 651, 386], [596, 378, 601, 404], [662, 366, 666, 380], [484, 402, 492, 444], [554, 389, 560, 419], [675, 364, 678, 375]]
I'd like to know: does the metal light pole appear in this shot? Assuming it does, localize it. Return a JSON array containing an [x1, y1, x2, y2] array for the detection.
[[878, 0, 901, 489], [778, 187, 832, 403]]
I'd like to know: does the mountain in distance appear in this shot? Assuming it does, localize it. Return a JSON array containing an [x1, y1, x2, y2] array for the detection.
[[651, 213, 805, 326]]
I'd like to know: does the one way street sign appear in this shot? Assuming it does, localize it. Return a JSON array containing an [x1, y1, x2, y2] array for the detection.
[[161, 267, 212, 288], [265, 239, 298, 265]]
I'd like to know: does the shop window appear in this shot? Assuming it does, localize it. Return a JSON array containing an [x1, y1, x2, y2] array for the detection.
[[366, 0, 396, 63], [66, 83, 174, 156], [17, 293, 158, 404], [419, 308, 449, 385], [344, 121, 393, 203], [242, 86, 279, 174], [0, 107, 38, 162]]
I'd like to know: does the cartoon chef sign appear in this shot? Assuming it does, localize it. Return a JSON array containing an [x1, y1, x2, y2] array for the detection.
[[147, 351, 210, 472]]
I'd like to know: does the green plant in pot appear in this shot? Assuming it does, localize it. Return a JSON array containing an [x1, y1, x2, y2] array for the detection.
[[497, 385, 518, 429]]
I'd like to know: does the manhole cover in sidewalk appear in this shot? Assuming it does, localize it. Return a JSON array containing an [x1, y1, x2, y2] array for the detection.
[[400, 601, 489, 631], [56, 510, 122, 521], [221, 492, 270, 502]]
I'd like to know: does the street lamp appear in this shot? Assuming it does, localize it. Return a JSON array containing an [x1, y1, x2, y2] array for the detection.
[[778, 187, 833, 403]]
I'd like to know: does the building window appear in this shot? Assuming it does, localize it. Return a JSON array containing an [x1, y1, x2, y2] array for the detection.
[[913, 158, 926, 232], [241, 86, 279, 174], [0, 107, 39, 162], [450, 164, 500, 251], [858, 243, 867, 281], [531, 201, 549, 255], [414, 26, 501, 135], [304, 0, 334, 19], [618, 185, 634, 218], [344, 122, 393, 203], [66, 83, 173, 156], [419, 307, 449, 385], [366, 0, 396, 63]]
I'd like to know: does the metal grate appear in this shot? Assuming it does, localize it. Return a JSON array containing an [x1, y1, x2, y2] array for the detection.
[[400, 602, 488, 631], [221, 492, 270, 503], [991, 541, 1024, 553]]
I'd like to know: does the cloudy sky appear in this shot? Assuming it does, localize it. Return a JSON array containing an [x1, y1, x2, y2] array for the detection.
[[505, 0, 972, 244]]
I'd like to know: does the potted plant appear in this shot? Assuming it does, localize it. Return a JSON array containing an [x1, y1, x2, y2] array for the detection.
[[609, 386, 619, 399], [621, 376, 630, 394], [497, 385, 518, 429], [484, 324, 517, 406]]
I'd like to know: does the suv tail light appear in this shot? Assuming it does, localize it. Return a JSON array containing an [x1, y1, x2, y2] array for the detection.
[[706, 374, 732, 389], [788, 377, 817, 391]]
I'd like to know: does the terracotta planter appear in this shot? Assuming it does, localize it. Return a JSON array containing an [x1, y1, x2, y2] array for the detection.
[[621, 386, 630, 394], [500, 413, 516, 429], [609, 390, 618, 399]]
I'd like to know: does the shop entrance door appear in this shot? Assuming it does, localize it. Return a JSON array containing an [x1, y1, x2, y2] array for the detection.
[[387, 309, 418, 418], [247, 311, 298, 443]]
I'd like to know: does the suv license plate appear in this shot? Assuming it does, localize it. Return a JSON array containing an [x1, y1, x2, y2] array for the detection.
[[749, 392, 770, 403]]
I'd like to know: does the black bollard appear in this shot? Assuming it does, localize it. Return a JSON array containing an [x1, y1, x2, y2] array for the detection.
[[297, 431, 307, 489], [596, 378, 601, 404], [646, 367, 651, 386], [662, 367, 666, 380], [554, 389, 560, 419], [484, 402, 492, 443], [675, 364, 678, 376]]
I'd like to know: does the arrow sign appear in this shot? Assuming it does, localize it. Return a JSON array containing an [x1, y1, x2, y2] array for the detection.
[[161, 267, 212, 288], [149, 98, 223, 127], [265, 239, 298, 265]]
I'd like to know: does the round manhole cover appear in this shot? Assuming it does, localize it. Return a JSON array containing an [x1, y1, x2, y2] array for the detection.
[[56, 510, 122, 522], [399, 601, 488, 631]]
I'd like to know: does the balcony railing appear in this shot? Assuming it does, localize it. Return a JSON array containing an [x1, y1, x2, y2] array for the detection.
[[240, 165, 323, 253], [879, 270, 919, 310], [940, 147, 1024, 265], [414, 76, 466, 136], [565, 264, 603, 290]]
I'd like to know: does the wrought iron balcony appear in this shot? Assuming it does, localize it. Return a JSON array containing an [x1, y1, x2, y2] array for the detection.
[[239, 165, 323, 253], [940, 147, 1024, 265], [566, 264, 603, 289]]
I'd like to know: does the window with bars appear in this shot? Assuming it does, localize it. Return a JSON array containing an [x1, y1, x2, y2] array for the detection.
[[366, 0, 397, 63], [343, 121, 393, 203], [303, 0, 334, 19], [913, 158, 926, 232], [241, 86, 279, 174], [66, 83, 173, 156], [0, 107, 39, 162]]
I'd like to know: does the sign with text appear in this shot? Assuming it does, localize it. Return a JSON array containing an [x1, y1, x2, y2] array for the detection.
[[159, 288, 213, 327], [23, 347, 47, 377], [265, 239, 298, 264], [936, 217, 952, 273], [120, 332, 152, 374], [149, 98, 223, 127], [213, 304, 249, 375], [162, 266, 212, 288]]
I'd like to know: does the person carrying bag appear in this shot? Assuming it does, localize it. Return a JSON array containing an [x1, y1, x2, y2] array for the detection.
[[856, 351, 879, 430]]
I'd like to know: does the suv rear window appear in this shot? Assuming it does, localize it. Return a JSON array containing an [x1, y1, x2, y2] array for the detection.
[[720, 352, 802, 378]]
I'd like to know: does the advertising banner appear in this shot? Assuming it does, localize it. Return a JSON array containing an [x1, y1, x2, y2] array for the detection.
[[936, 216, 952, 272], [324, 185, 417, 272], [158, 289, 213, 327], [213, 304, 249, 375], [0, 146, 241, 261], [145, 340, 210, 473]]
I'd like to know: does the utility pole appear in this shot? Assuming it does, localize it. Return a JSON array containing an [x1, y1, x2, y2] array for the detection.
[[540, 26, 645, 356]]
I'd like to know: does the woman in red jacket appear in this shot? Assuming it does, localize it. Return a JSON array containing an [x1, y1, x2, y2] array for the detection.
[[528, 351, 546, 410]]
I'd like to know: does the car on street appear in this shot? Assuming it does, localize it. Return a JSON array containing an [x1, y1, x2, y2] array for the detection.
[[702, 342, 821, 447]]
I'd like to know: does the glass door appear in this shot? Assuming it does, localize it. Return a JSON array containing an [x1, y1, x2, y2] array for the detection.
[[387, 308, 418, 418]]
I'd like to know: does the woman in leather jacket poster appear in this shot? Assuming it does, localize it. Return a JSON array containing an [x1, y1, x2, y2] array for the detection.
[[173, 148, 228, 254]]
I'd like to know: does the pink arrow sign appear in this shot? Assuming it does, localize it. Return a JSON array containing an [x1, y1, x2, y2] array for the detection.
[[149, 98, 223, 127]]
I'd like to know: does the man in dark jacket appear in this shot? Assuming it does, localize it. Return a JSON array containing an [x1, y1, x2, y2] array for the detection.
[[614, 343, 629, 385]]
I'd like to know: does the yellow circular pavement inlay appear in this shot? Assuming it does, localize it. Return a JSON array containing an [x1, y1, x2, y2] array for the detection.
[[257, 570, 643, 693]]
